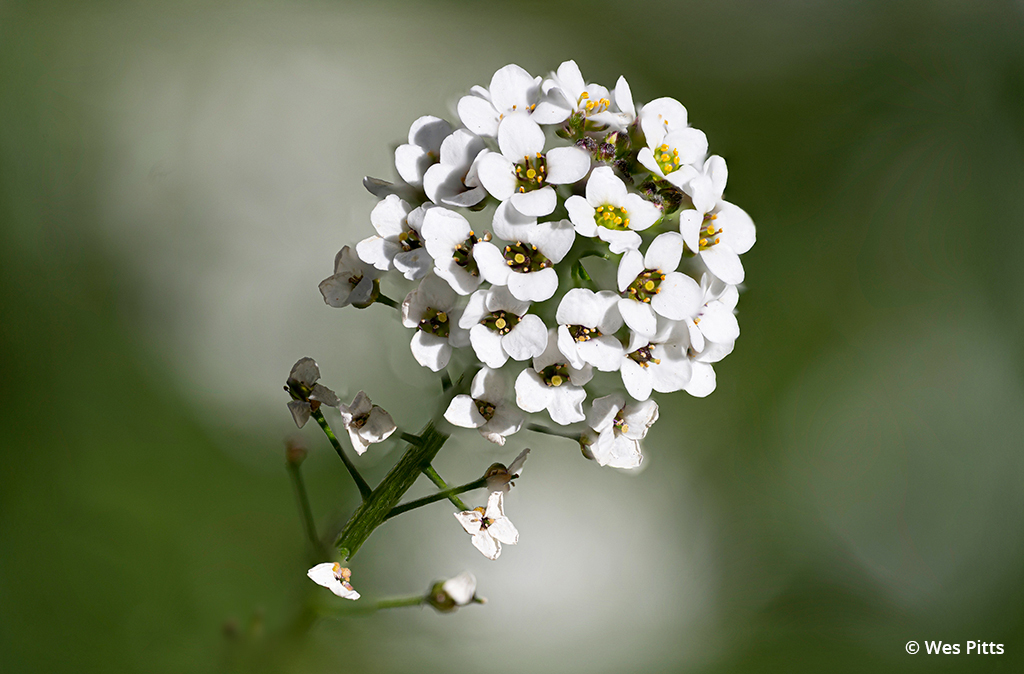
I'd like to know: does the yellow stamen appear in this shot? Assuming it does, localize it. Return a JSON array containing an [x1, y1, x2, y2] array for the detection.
[[495, 318, 506, 329], [644, 280, 655, 291], [550, 375, 563, 387], [514, 253, 525, 264]]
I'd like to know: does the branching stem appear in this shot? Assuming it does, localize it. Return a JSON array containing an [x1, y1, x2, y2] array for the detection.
[[384, 477, 487, 520], [312, 409, 373, 501]]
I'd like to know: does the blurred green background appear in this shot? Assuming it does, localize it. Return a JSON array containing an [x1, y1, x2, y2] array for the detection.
[[3, 1, 1023, 672]]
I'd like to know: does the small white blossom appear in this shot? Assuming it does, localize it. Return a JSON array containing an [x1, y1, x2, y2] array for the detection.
[[457, 64, 544, 137], [459, 286, 547, 368], [423, 129, 488, 208], [318, 246, 381, 308], [566, 166, 661, 253], [585, 394, 659, 469], [617, 232, 702, 337], [444, 367, 524, 446], [428, 571, 482, 612], [485, 448, 530, 494], [394, 115, 452, 187], [555, 288, 624, 372], [475, 218, 575, 303], [339, 391, 397, 454], [685, 200, 756, 286], [476, 113, 590, 218], [533, 60, 610, 126], [515, 329, 593, 425], [454, 491, 519, 560], [355, 196, 432, 280], [637, 97, 707, 187], [307, 562, 360, 600], [619, 319, 693, 401], [421, 207, 486, 295], [686, 274, 740, 355], [285, 358, 341, 427], [401, 275, 469, 372]]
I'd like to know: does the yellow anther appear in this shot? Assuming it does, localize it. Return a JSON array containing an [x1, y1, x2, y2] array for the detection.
[[694, 317, 701, 325], [644, 280, 655, 291], [514, 253, 526, 264], [621, 424, 629, 433], [661, 153, 670, 163], [710, 214, 718, 220], [672, 149, 679, 156], [580, 92, 590, 99], [550, 375, 563, 387], [652, 358, 661, 365], [659, 144, 669, 151], [527, 168, 536, 179], [623, 218, 630, 226], [519, 186, 525, 193], [621, 207, 628, 213], [469, 231, 474, 236], [614, 216, 622, 225], [596, 206, 604, 212], [495, 318, 506, 329], [536, 152, 542, 158], [714, 237, 720, 244], [700, 238, 708, 247], [332, 563, 341, 573]]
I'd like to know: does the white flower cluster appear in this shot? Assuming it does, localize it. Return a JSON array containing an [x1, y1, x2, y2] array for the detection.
[[323, 61, 755, 470]]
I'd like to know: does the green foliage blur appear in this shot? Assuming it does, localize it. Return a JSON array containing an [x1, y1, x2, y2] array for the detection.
[[2, 1, 1023, 672]]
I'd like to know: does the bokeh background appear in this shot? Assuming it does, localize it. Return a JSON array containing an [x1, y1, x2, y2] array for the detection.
[[2, 1, 1023, 672]]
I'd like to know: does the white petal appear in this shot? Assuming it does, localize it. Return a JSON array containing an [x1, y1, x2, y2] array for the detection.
[[360, 407, 397, 446], [482, 405, 524, 438], [442, 572, 477, 606], [318, 274, 355, 308], [664, 128, 708, 166], [340, 390, 372, 421], [485, 284, 531, 315], [556, 324, 586, 370], [621, 400, 659, 439], [421, 207, 471, 258], [585, 166, 626, 206], [502, 314, 548, 361], [288, 400, 311, 428], [514, 369, 552, 413], [471, 366, 506, 401], [620, 359, 654, 401], [679, 210, 703, 253], [530, 218, 575, 262], [408, 115, 451, 152], [474, 241, 512, 286], [547, 386, 587, 425], [489, 64, 539, 114], [477, 152, 517, 201], [444, 394, 486, 428], [369, 194, 411, 238], [592, 432, 642, 469], [472, 532, 501, 560], [565, 195, 598, 237], [394, 144, 430, 187], [587, 393, 623, 432], [618, 298, 658, 337], [497, 113, 545, 161], [621, 193, 662, 231], [492, 200, 537, 241], [644, 232, 683, 272], [544, 146, 590, 184], [699, 304, 740, 343], [508, 268, 557, 303], [460, 290, 490, 329], [685, 361, 717, 397], [469, 324, 510, 369], [393, 249, 432, 280], [289, 357, 320, 387], [410, 331, 452, 372], [639, 97, 687, 144], [649, 355, 693, 394], [510, 187, 556, 217], [614, 76, 635, 118], [701, 246, 745, 285], [716, 201, 756, 254], [458, 94, 500, 136], [617, 250, 646, 292], [576, 336, 624, 372], [651, 272, 702, 320], [455, 510, 483, 536], [487, 517, 519, 545], [600, 228, 642, 254]]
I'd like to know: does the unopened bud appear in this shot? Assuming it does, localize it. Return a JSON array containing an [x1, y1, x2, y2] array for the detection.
[[285, 438, 308, 465]]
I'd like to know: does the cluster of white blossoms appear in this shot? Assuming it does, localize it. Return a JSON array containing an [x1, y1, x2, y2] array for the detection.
[[303, 62, 755, 591]]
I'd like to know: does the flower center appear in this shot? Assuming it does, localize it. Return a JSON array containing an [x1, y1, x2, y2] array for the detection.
[[397, 228, 423, 252], [594, 204, 630, 230], [698, 213, 722, 251], [418, 307, 450, 339], [627, 344, 661, 368], [514, 153, 547, 193], [538, 363, 571, 387], [332, 564, 354, 590], [578, 91, 611, 116], [567, 324, 601, 342], [612, 412, 630, 435], [452, 232, 480, 276], [481, 310, 521, 335], [474, 399, 496, 421], [624, 269, 666, 303], [503, 242, 551, 273], [655, 143, 681, 175], [472, 506, 494, 529]]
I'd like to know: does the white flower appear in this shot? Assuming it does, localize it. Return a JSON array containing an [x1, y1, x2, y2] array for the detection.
[[423, 129, 488, 208], [474, 218, 575, 303], [307, 562, 360, 600], [429, 571, 481, 612], [421, 207, 486, 295], [534, 61, 637, 133], [459, 286, 547, 368], [457, 64, 544, 137], [585, 394, 659, 469], [566, 166, 661, 253], [684, 200, 756, 286], [616, 232, 702, 337], [485, 448, 530, 493], [681, 155, 728, 218], [619, 319, 693, 401], [514, 329, 593, 425], [318, 246, 381, 308], [339, 391, 397, 455], [685, 274, 740, 355], [401, 275, 469, 372], [444, 367, 524, 446], [454, 491, 519, 560], [285, 357, 341, 428], [637, 97, 707, 187], [476, 113, 590, 218], [555, 288, 624, 372], [355, 196, 432, 280], [394, 115, 452, 187]]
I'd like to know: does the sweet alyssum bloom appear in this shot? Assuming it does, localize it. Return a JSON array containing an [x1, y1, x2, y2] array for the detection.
[[457, 64, 546, 137], [566, 166, 662, 253], [423, 129, 487, 208], [476, 113, 590, 218], [585, 394, 659, 469], [339, 391, 397, 454], [401, 274, 469, 371], [617, 232, 702, 337], [686, 274, 740, 354], [421, 206, 486, 296], [536, 61, 637, 133], [356, 195, 432, 280], [285, 357, 342, 427], [687, 200, 757, 286], [637, 97, 707, 188], [555, 288, 624, 372], [444, 367, 524, 446], [459, 286, 547, 368], [307, 562, 360, 600], [394, 115, 452, 188], [319, 246, 381, 308], [484, 448, 530, 494], [454, 491, 519, 560], [475, 218, 575, 303], [515, 329, 593, 425], [619, 319, 693, 401], [428, 571, 481, 612]]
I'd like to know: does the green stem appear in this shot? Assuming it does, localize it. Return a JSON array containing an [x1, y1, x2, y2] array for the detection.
[[375, 293, 400, 309], [312, 409, 373, 501], [440, 370, 452, 392], [384, 477, 487, 521], [400, 432, 422, 445], [421, 465, 471, 511], [287, 462, 326, 558], [335, 423, 449, 560], [375, 595, 426, 610], [527, 423, 581, 441]]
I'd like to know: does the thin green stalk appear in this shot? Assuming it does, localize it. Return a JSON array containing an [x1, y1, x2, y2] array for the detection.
[[287, 462, 326, 558], [421, 465, 470, 511], [528, 423, 581, 441], [375, 293, 400, 309], [400, 432, 422, 445], [335, 423, 449, 560], [375, 595, 426, 610], [312, 409, 373, 501], [440, 370, 453, 392], [384, 477, 487, 521]]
